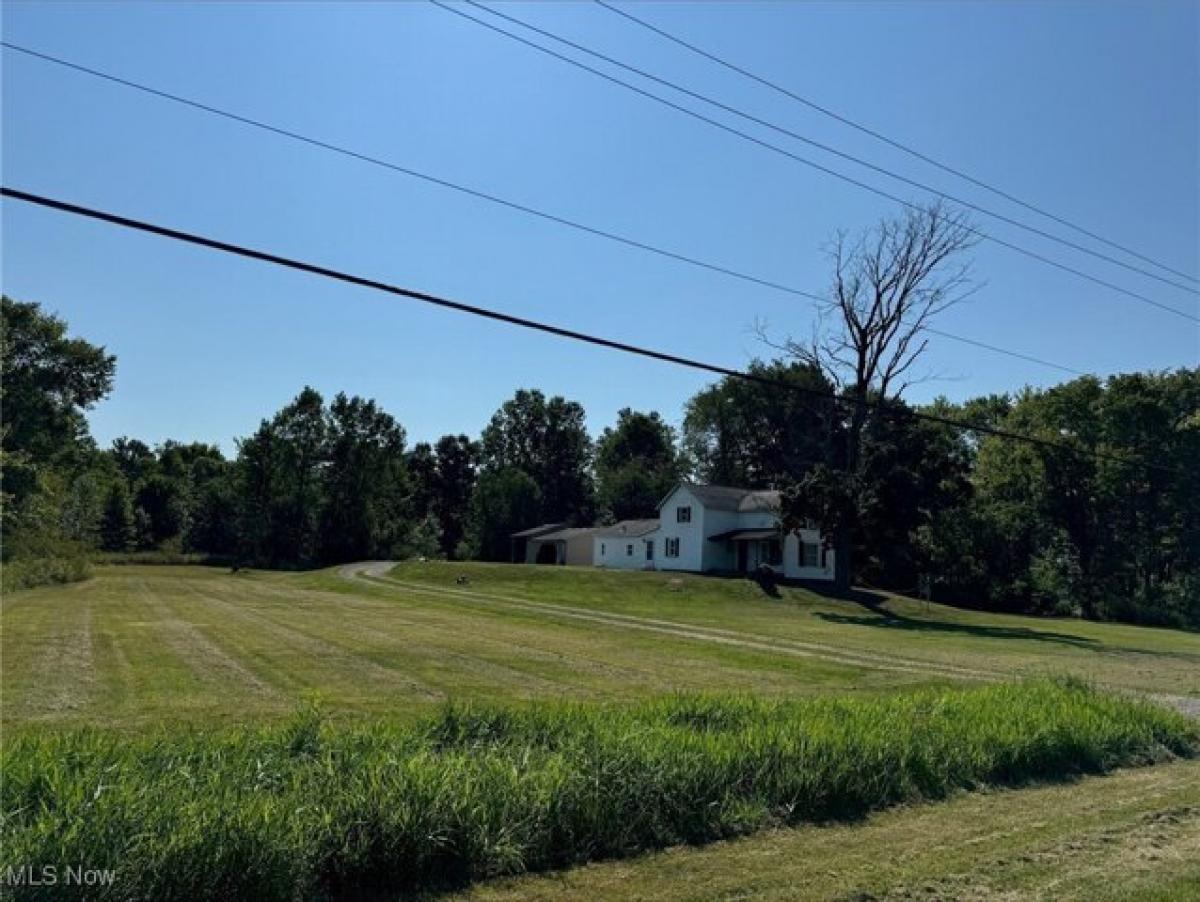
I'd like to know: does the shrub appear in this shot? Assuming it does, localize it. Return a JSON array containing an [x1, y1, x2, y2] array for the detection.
[[92, 550, 233, 567], [0, 554, 90, 593], [1, 680, 1195, 900]]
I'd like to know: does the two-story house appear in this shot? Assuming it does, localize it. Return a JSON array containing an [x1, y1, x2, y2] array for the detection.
[[650, 484, 834, 581]]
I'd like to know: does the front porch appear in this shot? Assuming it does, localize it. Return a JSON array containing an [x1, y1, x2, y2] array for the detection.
[[708, 528, 783, 573]]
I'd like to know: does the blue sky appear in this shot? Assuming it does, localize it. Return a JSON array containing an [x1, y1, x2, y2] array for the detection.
[[3, 1, 1197, 454]]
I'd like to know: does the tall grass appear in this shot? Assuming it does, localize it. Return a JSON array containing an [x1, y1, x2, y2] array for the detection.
[[2, 680, 1195, 900]]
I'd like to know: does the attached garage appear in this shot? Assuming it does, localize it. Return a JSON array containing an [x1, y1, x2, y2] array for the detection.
[[524, 527, 600, 566]]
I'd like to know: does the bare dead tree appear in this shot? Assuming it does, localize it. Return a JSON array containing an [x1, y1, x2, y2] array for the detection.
[[772, 200, 979, 591], [790, 200, 978, 400]]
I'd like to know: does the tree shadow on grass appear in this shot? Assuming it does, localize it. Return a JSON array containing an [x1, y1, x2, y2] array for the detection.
[[805, 595, 1102, 648], [796, 581, 1101, 648], [813, 609, 1102, 648], [802, 584, 1200, 658]]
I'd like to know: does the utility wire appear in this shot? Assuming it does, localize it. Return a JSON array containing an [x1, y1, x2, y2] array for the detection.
[[0, 40, 1088, 376], [595, 0, 1199, 287], [3, 185, 1186, 479], [469, 0, 1195, 297], [435, 1, 1200, 324]]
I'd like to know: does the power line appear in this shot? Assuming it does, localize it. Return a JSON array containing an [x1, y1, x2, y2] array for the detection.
[[435, 1, 1200, 325], [469, 0, 1196, 298], [3, 185, 1185, 479], [595, 0, 1200, 288], [0, 41, 1088, 376]]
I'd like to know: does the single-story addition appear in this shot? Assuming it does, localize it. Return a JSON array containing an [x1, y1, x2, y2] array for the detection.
[[511, 524, 599, 566], [592, 519, 660, 570], [510, 482, 835, 581]]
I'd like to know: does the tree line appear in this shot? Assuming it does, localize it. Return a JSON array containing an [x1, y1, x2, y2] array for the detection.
[[4, 197, 1196, 630]]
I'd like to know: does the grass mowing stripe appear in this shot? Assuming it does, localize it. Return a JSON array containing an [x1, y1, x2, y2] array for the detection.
[[343, 571, 886, 692], [370, 561, 1200, 698], [2, 679, 1195, 900], [366, 572, 999, 682], [175, 580, 442, 701]]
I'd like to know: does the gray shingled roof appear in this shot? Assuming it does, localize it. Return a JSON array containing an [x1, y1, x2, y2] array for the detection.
[[593, 519, 660, 538], [670, 484, 781, 513], [533, 527, 602, 542]]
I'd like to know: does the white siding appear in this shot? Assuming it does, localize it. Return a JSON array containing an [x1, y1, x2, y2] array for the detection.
[[557, 483, 837, 583], [655, 487, 709, 572], [593, 532, 657, 570]]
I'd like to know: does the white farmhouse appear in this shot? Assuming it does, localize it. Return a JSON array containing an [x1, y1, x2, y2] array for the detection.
[[652, 484, 834, 581], [513, 483, 834, 581]]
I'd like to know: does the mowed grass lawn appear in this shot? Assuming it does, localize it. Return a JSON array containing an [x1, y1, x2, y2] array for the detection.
[[2, 561, 1198, 731], [378, 561, 1200, 697], [2, 562, 1199, 899]]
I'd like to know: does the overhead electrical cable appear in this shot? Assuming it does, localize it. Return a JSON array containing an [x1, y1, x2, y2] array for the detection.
[[0, 41, 1090, 375], [466, 0, 1195, 296], [432, 1, 1200, 324], [594, 0, 1199, 287]]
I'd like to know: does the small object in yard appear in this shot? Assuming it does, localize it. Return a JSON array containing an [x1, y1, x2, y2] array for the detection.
[[456, 574, 470, 586], [418, 556, 427, 563], [666, 578, 685, 592]]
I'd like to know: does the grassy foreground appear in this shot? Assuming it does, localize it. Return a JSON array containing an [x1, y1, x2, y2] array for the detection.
[[466, 758, 1200, 901], [2, 680, 1196, 900]]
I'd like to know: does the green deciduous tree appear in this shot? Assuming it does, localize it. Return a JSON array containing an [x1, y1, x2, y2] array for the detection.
[[100, 481, 135, 552], [319, 392, 409, 564], [466, 467, 541, 562], [683, 360, 834, 489], [1, 298, 115, 558], [235, 387, 329, 567], [480, 389, 593, 524], [430, 434, 478, 558], [595, 409, 682, 520]]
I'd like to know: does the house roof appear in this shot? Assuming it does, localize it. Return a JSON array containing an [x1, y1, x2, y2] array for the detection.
[[707, 527, 781, 542], [510, 522, 566, 539], [663, 483, 781, 513], [532, 527, 601, 543], [593, 519, 660, 538]]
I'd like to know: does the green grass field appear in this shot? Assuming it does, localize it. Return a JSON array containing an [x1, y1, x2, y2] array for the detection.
[[3, 562, 1197, 731], [2, 562, 1198, 898]]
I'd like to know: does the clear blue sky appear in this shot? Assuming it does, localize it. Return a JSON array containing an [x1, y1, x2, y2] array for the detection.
[[3, 1, 1197, 454]]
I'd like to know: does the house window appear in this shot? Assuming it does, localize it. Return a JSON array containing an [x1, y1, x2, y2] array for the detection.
[[800, 541, 819, 568], [676, 506, 692, 523], [646, 540, 654, 561], [601, 543, 606, 556], [665, 537, 681, 558], [765, 539, 782, 566], [627, 544, 634, 556]]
